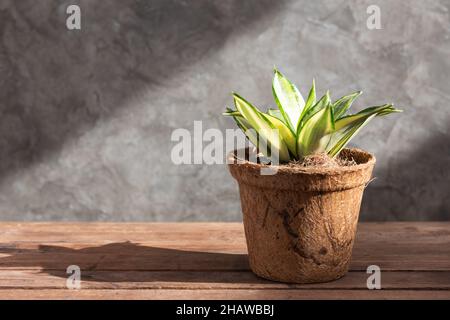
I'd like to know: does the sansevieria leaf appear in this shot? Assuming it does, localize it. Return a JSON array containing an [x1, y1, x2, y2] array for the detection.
[[297, 102, 335, 158], [223, 107, 240, 117], [297, 79, 316, 131], [267, 108, 286, 123], [327, 114, 376, 157], [233, 93, 290, 162], [232, 115, 259, 150], [326, 104, 402, 156], [224, 108, 260, 148], [272, 69, 305, 132], [333, 91, 362, 119], [334, 104, 400, 130], [224, 68, 402, 162], [304, 80, 316, 111], [299, 90, 330, 132], [226, 106, 298, 157], [263, 112, 297, 157]]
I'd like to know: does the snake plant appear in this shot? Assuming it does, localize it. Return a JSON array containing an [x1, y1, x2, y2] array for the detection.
[[223, 69, 402, 163]]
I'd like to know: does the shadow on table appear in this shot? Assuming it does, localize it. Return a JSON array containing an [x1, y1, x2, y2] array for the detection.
[[0, 242, 271, 284]]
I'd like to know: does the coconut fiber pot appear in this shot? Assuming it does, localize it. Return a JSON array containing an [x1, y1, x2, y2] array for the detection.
[[228, 148, 376, 283]]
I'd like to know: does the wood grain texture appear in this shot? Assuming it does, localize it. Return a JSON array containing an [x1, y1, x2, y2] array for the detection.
[[0, 222, 449, 299], [0, 289, 449, 300]]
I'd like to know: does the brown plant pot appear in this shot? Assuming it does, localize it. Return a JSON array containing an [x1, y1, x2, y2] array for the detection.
[[228, 148, 376, 283]]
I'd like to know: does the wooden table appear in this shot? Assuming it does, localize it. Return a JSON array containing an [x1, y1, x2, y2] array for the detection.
[[0, 222, 449, 300]]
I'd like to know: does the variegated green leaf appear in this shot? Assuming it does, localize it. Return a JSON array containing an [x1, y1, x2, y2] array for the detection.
[[334, 104, 399, 130], [232, 115, 259, 150], [327, 114, 376, 157], [333, 91, 362, 119], [302, 79, 316, 112], [263, 112, 297, 157], [297, 102, 335, 157], [297, 79, 316, 132], [224, 70, 402, 162], [272, 69, 305, 132], [326, 104, 402, 156], [233, 93, 290, 162], [267, 108, 286, 123], [298, 90, 330, 133], [222, 107, 241, 117]]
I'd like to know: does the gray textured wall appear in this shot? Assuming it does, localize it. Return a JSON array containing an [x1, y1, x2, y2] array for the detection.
[[0, 0, 449, 221]]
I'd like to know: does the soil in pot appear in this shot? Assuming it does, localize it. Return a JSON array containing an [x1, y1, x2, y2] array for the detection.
[[287, 152, 357, 168]]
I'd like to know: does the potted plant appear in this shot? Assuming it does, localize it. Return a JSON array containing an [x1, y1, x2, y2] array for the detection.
[[224, 69, 401, 283]]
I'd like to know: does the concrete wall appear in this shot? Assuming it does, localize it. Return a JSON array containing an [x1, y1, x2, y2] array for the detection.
[[0, 0, 448, 221]]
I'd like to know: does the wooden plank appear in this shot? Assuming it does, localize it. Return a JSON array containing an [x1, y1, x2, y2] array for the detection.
[[1, 222, 448, 244], [0, 222, 448, 271], [0, 245, 249, 271], [0, 222, 248, 244], [0, 248, 448, 271], [0, 270, 449, 290], [0, 289, 448, 300], [0, 222, 448, 300]]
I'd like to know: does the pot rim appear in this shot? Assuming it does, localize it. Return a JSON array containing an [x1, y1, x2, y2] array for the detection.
[[227, 147, 375, 176], [228, 148, 376, 191]]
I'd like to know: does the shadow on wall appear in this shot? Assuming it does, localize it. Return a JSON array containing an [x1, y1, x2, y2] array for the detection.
[[0, 242, 257, 284], [0, 0, 284, 181], [361, 129, 450, 221]]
